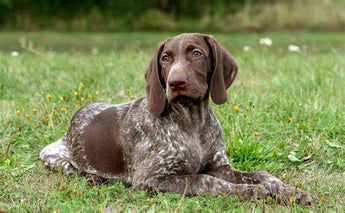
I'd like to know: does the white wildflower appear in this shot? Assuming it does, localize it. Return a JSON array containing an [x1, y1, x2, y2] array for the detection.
[[243, 46, 250, 51], [288, 44, 301, 52], [91, 47, 98, 55], [259, 37, 273, 46], [11, 51, 19, 57]]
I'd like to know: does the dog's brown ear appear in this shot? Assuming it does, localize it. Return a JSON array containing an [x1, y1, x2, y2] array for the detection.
[[145, 42, 166, 116], [205, 35, 238, 105]]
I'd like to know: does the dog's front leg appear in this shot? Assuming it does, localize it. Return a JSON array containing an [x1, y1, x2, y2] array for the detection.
[[137, 174, 269, 199], [208, 164, 312, 205]]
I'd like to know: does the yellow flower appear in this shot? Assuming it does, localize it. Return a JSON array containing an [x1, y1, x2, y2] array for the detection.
[[236, 189, 242, 195], [253, 131, 260, 137], [32, 108, 37, 115], [58, 183, 66, 191], [60, 107, 67, 113], [74, 190, 82, 197], [16, 110, 21, 115], [294, 180, 300, 188], [320, 195, 325, 203], [233, 106, 240, 112], [87, 94, 92, 100], [46, 94, 52, 100], [80, 97, 85, 102], [25, 113, 30, 119], [45, 116, 50, 122], [226, 148, 230, 154], [289, 197, 294, 205], [95, 91, 100, 96], [74, 91, 79, 97], [59, 96, 65, 101]]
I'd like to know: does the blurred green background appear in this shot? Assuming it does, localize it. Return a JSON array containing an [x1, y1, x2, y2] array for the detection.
[[1, 0, 344, 32]]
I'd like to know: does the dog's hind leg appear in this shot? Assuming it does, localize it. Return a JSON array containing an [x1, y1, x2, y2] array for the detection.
[[39, 135, 76, 175]]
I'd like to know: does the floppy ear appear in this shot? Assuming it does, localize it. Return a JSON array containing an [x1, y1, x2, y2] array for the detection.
[[145, 42, 166, 116], [205, 35, 238, 105]]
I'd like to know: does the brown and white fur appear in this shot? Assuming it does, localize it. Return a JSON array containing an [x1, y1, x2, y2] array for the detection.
[[40, 33, 312, 204]]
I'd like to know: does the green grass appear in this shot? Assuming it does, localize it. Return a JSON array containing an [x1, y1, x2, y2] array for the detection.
[[1, 32, 344, 212]]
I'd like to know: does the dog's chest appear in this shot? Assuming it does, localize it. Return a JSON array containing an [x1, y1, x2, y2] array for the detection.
[[151, 126, 210, 175], [129, 103, 219, 177], [175, 133, 204, 173]]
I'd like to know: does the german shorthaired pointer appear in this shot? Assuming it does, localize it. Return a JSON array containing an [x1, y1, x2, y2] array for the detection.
[[40, 33, 312, 204]]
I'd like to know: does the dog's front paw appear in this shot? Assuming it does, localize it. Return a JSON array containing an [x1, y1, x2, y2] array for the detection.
[[274, 184, 312, 205], [294, 188, 313, 205], [263, 179, 312, 205]]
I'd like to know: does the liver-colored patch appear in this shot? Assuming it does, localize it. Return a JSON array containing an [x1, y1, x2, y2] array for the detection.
[[83, 107, 125, 175]]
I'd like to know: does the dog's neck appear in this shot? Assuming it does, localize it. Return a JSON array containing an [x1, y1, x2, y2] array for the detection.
[[165, 98, 211, 131]]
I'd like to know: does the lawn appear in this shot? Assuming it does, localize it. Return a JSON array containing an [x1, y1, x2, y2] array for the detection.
[[0, 32, 344, 212]]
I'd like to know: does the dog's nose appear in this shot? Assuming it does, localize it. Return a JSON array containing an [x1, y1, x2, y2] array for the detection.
[[168, 75, 187, 91]]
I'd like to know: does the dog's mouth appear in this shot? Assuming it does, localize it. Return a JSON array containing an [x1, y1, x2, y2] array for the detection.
[[167, 91, 202, 104], [170, 95, 195, 103]]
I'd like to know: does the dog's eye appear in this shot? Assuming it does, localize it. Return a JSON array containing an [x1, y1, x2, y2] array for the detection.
[[192, 50, 202, 57], [162, 54, 170, 62]]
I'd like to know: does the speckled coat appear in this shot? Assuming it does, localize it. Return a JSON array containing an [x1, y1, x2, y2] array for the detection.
[[40, 33, 312, 204]]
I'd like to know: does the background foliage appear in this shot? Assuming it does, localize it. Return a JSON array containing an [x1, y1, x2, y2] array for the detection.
[[1, 0, 345, 31]]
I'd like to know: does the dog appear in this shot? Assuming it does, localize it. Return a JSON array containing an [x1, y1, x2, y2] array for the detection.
[[40, 33, 312, 204]]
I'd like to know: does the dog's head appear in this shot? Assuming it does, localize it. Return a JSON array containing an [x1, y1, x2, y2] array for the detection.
[[145, 33, 238, 116]]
